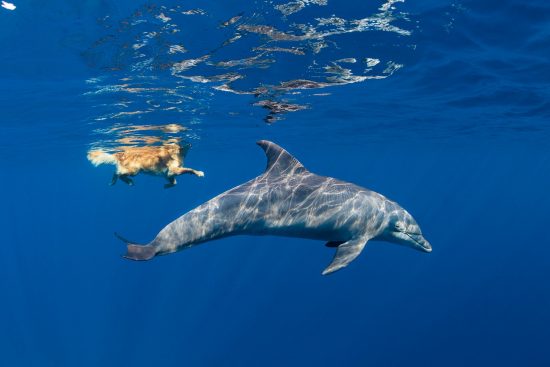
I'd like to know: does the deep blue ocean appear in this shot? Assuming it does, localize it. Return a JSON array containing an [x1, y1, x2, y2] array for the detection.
[[1, 0, 550, 366]]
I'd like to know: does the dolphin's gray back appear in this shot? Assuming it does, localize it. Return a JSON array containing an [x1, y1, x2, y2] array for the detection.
[[233, 172, 379, 238], [150, 141, 391, 255]]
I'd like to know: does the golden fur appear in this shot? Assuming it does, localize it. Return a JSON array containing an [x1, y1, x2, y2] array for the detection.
[[88, 142, 204, 188]]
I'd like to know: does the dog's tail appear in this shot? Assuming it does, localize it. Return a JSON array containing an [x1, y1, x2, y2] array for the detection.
[[87, 149, 117, 167], [115, 232, 156, 261]]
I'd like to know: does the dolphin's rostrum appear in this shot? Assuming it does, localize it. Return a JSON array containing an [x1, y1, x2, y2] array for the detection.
[[117, 140, 431, 275]]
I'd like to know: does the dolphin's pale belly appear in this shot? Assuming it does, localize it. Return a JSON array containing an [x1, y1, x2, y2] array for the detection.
[[247, 223, 351, 242]]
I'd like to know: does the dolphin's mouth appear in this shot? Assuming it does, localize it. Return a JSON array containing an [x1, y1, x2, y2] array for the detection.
[[405, 232, 432, 252]]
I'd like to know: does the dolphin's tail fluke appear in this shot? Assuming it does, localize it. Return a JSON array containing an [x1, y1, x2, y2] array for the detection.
[[115, 232, 156, 261]]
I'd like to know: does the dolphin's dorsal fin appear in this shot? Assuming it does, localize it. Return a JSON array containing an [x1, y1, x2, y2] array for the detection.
[[257, 140, 307, 175]]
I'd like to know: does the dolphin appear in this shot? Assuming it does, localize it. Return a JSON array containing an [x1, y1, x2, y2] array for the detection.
[[117, 140, 431, 275]]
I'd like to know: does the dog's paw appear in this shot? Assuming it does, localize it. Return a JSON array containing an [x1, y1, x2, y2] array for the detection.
[[196, 171, 205, 177]]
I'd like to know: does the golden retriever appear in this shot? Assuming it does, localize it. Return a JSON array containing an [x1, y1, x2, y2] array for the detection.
[[88, 141, 204, 188]]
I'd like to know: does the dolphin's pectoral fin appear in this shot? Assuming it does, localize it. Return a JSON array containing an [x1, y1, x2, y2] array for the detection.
[[322, 238, 368, 275], [325, 241, 344, 248]]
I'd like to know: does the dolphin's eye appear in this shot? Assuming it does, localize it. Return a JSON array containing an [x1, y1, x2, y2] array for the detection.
[[395, 221, 406, 232]]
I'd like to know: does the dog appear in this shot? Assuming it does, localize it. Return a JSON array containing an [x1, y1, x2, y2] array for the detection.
[[88, 140, 204, 188]]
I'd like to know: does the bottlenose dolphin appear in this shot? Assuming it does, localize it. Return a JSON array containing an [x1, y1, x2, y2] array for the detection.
[[117, 140, 431, 275]]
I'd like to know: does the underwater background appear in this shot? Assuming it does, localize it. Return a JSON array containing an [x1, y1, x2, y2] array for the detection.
[[1, 0, 550, 366]]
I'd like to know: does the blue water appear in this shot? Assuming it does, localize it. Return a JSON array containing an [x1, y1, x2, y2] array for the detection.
[[1, 0, 550, 366]]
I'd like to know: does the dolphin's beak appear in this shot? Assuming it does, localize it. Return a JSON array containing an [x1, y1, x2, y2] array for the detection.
[[407, 233, 432, 253]]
